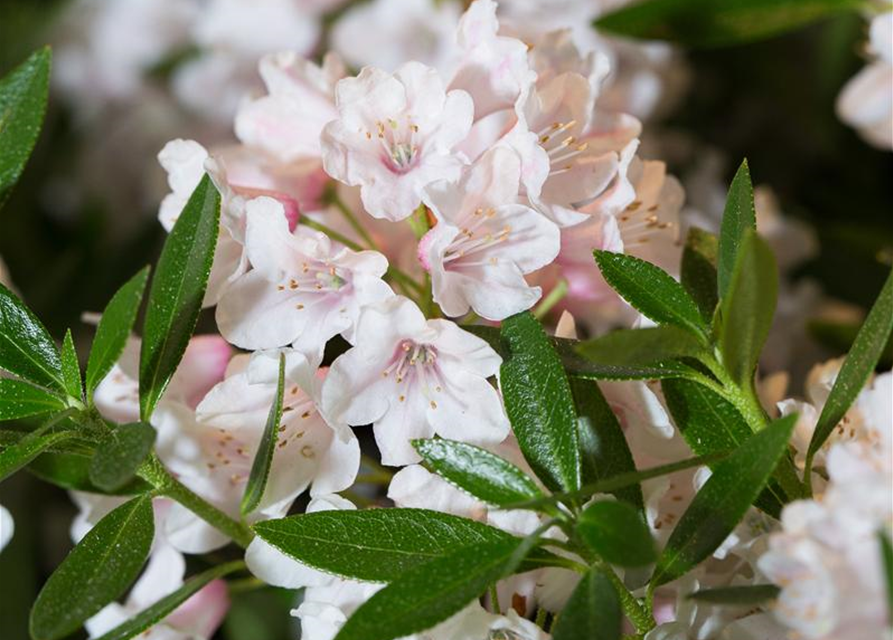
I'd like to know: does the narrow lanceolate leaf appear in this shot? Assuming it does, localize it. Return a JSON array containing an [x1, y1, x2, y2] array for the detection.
[[241, 352, 286, 516], [0, 378, 66, 422], [253, 508, 516, 582], [571, 379, 643, 510], [0, 282, 63, 390], [0, 47, 51, 207], [334, 535, 538, 640], [681, 227, 719, 323], [60, 330, 82, 401], [0, 428, 75, 483], [880, 529, 893, 627], [500, 312, 580, 493], [718, 160, 756, 299], [139, 175, 220, 421], [719, 230, 778, 386], [594, 251, 706, 339], [29, 450, 152, 495], [576, 326, 705, 367], [413, 438, 543, 508], [92, 560, 244, 640], [86, 267, 150, 398], [687, 584, 780, 605], [30, 495, 154, 640], [652, 414, 797, 587], [595, 0, 861, 48], [88, 422, 156, 492], [578, 501, 656, 567], [551, 569, 621, 640], [806, 269, 893, 470]]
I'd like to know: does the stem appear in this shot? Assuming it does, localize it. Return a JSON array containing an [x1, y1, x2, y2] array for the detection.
[[535, 607, 549, 631], [328, 189, 379, 251], [601, 566, 654, 634], [533, 280, 568, 319], [489, 583, 502, 615], [300, 217, 364, 252]]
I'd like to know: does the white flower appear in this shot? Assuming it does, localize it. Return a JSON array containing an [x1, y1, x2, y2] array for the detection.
[[419, 146, 561, 320], [0, 504, 12, 552], [321, 62, 474, 221], [321, 296, 509, 465], [215, 197, 393, 362]]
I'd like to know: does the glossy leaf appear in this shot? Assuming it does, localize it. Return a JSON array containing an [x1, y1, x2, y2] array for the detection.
[[241, 352, 285, 515], [88, 422, 156, 492], [29, 450, 151, 495], [0, 47, 51, 207], [577, 326, 705, 366], [86, 267, 150, 398], [60, 330, 82, 401], [139, 175, 220, 420], [681, 227, 719, 323], [687, 584, 780, 605], [0, 378, 66, 422], [0, 282, 63, 390], [551, 569, 621, 640], [719, 230, 778, 386], [30, 496, 154, 640], [578, 501, 656, 566], [500, 312, 580, 493], [595, 0, 861, 48], [0, 429, 75, 483], [413, 438, 543, 508], [571, 378, 643, 509], [652, 414, 796, 586], [718, 160, 756, 299], [594, 251, 706, 338]]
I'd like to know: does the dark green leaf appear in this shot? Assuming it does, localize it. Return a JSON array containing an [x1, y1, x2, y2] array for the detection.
[[687, 584, 780, 605], [86, 267, 150, 399], [0, 428, 75, 483], [500, 312, 580, 493], [576, 326, 705, 366], [652, 414, 796, 586], [681, 227, 719, 323], [571, 378, 643, 510], [88, 422, 156, 492], [595, 0, 861, 48], [241, 353, 285, 516], [92, 560, 244, 640], [719, 230, 778, 386], [139, 175, 220, 420], [413, 438, 543, 508], [551, 569, 621, 640], [0, 379, 66, 422], [0, 282, 63, 390], [806, 269, 893, 470], [29, 450, 151, 495], [880, 529, 893, 627], [0, 47, 51, 207], [594, 251, 706, 339], [30, 496, 154, 640], [578, 501, 656, 566], [60, 330, 82, 401], [718, 160, 756, 299]]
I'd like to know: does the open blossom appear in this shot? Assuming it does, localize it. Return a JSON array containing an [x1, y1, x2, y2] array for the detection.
[[321, 62, 474, 221], [419, 146, 560, 320], [0, 504, 12, 552], [216, 197, 393, 361], [321, 296, 509, 465]]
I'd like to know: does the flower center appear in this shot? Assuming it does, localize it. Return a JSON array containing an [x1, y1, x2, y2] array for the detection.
[[381, 340, 444, 407], [489, 632, 523, 640], [443, 208, 511, 267], [537, 120, 589, 176], [370, 118, 420, 174], [617, 199, 674, 249], [276, 261, 347, 297]]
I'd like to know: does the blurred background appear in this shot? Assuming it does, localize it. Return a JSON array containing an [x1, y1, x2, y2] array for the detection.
[[0, 0, 890, 638]]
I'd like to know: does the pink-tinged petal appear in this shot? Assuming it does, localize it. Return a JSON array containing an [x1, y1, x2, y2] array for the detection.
[[165, 579, 230, 638], [168, 335, 232, 409]]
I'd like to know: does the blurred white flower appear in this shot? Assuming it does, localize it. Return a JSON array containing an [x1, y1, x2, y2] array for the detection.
[[0, 505, 12, 552]]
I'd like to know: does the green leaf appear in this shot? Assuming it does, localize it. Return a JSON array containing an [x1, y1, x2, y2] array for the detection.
[[0, 428, 75, 483], [718, 160, 756, 299], [687, 584, 780, 605], [570, 378, 643, 510], [880, 529, 893, 627], [334, 535, 539, 640], [719, 230, 778, 386], [60, 330, 82, 401], [30, 495, 154, 640], [413, 438, 543, 508], [594, 251, 706, 339], [594, 0, 861, 48], [806, 269, 893, 471], [0, 47, 51, 207], [578, 501, 656, 567], [86, 267, 150, 399], [576, 326, 705, 366], [241, 352, 285, 516], [92, 560, 244, 640], [139, 175, 220, 421], [499, 312, 580, 493], [681, 227, 719, 323], [0, 379, 66, 422], [29, 450, 151, 495], [88, 422, 156, 492], [0, 282, 63, 390], [652, 414, 796, 586], [551, 569, 621, 640]]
